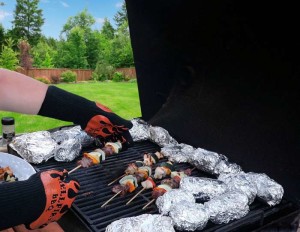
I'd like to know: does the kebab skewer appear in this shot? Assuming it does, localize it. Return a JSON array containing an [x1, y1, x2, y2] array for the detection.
[[142, 169, 192, 209], [101, 166, 152, 207], [69, 141, 122, 174], [107, 151, 164, 186]]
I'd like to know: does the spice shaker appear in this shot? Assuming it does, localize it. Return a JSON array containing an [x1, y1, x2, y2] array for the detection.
[[1, 117, 15, 142]]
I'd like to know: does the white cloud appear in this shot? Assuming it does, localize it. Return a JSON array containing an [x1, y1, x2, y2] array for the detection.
[[115, 2, 123, 8], [60, 1, 69, 8], [0, 10, 12, 22], [96, 17, 105, 26]]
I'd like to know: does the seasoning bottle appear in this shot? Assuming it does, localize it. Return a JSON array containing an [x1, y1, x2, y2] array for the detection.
[[1, 117, 15, 143]]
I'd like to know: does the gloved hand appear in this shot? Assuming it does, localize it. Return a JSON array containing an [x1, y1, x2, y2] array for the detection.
[[26, 169, 80, 229], [38, 86, 134, 149], [85, 102, 134, 148]]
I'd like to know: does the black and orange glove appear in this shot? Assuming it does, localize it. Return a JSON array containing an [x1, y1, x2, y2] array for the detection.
[[26, 169, 80, 229], [0, 169, 79, 230], [38, 86, 133, 148]]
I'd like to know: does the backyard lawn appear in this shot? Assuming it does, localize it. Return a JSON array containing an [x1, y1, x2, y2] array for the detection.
[[0, 81, 142, 134]]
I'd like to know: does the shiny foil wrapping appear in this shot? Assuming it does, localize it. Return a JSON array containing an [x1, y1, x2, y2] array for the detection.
[[189, 148, 221, 174], [105, 214, 175, 232], [213, 157, 243, 176], [204, 190, 250, 224], [180, 176, 228, 201], [54, 138, 82, 162], [129, 118, 151, 142], [218, 172, 257, 204], [51, 126, 94, 147], [10, 131, 57, 164], [156, 189, 195, 215], [245, 172, 284, 206], [160, 143, 195, 163], [149, 126, 178, 147], [169, 200, 209, 231]]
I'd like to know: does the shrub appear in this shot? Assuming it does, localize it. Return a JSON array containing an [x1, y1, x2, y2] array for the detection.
[[93, 62, 115, 81], [61, 70, 77, 83], [112, 71, 125, 82], [35, 76, 51, 84], [50, 75, 60, 84]]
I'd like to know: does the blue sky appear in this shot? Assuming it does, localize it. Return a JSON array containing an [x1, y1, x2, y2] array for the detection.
[[0, 0, 124, 39]]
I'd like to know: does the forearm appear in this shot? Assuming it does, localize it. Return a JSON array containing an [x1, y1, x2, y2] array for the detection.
[[0, 69, 48, 114]]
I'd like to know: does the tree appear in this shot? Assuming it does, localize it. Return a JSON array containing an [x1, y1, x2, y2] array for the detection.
[[19, 40, 32, 69], [61, 9, 95, 38], [0, 38, 19, 70], [0, 24, 6, 52], [55, 27, 88, 69], [31, 41, 55, 68], [113, 1, 128, 28], [101, 18, 115, 40], [11, 0, 44, 46], [109, 21, 134, 68]]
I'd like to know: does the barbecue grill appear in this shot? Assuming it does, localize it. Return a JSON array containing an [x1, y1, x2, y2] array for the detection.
[[14, 0, 300, 231]]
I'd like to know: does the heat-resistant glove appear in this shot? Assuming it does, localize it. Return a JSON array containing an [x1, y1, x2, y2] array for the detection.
[[27, 169, 80, 229], [38, 86, 133, 148], [0, 169, 80, 230]]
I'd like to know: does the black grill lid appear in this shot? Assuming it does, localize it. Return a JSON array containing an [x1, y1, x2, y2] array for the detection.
[[126, 0, 300, 201]]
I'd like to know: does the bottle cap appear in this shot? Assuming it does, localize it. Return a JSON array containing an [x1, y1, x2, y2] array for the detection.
[[1, 117, 15, 125]]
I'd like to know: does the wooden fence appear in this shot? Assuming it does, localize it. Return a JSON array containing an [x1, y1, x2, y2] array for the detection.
[[16, 67, 136, 82]]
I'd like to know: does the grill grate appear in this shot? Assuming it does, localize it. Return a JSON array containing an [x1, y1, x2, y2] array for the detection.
[[34, 141, 300, 232]]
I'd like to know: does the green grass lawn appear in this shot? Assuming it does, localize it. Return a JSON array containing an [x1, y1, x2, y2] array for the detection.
[[0, 81, 142, 134]]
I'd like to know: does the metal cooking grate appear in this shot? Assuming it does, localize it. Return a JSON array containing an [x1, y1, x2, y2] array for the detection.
[[34, 141, 300, 232]]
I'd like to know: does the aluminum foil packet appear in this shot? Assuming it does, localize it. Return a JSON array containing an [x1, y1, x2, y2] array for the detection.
[[204, 190, 250, 224], [51, 126, 94, 147], [160, 143, 195, 163], [245, 172, 284, 206], [180, 176, 228, 201], [149, 126, 178, 147], [156, 189, 195, 215], [213, 156, 242, 176], [169, 200, 209, 231], [105, 214, 175, 232], [218, 172, 257, 204], [188, 148, 221, 174], [10, 131, 57, 164], [129, 118, 151, 142], [54, 138, 82, 162]]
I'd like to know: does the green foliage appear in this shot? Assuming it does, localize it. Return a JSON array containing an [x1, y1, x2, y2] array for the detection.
[[86, 30, 101, 69], [114, 1, 128, 28], [61, 9, 95, 38], [0, 24, 6, 52], [35, 76, 51, 84], [60, 70, 77, 83], [31, 41, 55, 68], [0, 38, 19, 70], [108, 21, 134, 68], [93, 61, 115, 81], [112, 71, 125, 82], [56, 27, 88, 69], [101, 18, 115, 40], [11, 0, 44, 46]]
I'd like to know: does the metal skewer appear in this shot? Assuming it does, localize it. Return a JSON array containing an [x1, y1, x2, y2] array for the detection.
[[107, 174, 126, 186], [142, 199, 155, 209], [126, 187, 146, 205], [101, 190, 122, 207], [69, 165, 82, 174]]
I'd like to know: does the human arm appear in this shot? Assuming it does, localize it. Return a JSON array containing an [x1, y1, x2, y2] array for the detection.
[[0, 69, 133, 147]]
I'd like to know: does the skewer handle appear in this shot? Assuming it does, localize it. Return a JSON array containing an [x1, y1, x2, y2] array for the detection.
[[107, 173, 126, 186], [126, 187, 146, 205], [69, 165, 82, 174], [142, 199, 155, 209], [101, 190, 122, 207]]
